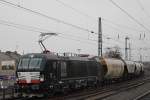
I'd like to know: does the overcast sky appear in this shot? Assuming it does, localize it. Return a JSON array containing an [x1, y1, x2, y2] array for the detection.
[[0, 0, 150, 61]]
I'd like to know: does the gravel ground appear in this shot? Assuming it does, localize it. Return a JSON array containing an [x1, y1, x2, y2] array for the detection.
[[138, 92, 150, 100], [100, 81, 150, 100]]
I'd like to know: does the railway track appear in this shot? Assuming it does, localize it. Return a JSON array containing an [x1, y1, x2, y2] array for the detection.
[[3, 76, 150, 100], [63, 76, 150, 100], [133, 90, 150, 100], [84, 82, 144, 100]]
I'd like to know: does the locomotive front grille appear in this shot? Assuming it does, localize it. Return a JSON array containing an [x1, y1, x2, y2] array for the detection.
[[17, 72, 40, 84]]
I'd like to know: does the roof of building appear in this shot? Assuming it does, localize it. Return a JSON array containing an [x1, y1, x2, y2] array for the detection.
[[0, 51, 21, 61]]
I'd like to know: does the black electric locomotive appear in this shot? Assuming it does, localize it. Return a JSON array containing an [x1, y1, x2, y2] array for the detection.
[[16, 53, 103, 96]]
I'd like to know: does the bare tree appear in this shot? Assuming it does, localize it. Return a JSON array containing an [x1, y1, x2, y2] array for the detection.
[[104, 46, 122, 59]]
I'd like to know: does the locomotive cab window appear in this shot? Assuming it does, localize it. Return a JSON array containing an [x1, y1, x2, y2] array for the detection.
[[18, 58, 30, 69], [29, 58, 42, 69], [18, 58, 43, 70]]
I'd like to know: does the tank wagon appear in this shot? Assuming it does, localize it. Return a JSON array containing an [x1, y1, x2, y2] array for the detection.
[[16, 53, 144, 96], [100, 58, 125, 81]]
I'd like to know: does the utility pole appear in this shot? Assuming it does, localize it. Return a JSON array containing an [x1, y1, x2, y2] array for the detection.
[[139, 48, 142, 62], [98, 17, 102, 57], [125, 36, 129, 60], [140, 55, 142, 62], [77, 49, 81, 54], [129, 43, 131, 60]]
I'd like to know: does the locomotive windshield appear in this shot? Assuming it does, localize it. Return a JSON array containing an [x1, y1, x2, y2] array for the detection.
[[18, 58, 43, 70], [18, 58, 29, 69], [29, 58, 42, 69]]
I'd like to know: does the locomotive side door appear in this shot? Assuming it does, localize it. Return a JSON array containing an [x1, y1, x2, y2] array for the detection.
[[45, 60, 58, 82], [60, 61, 67, 78]]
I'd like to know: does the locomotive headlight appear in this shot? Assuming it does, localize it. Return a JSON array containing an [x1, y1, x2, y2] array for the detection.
[[15, 78, 19, 83], [16, 78, 18, 81], [40, 74, 44, 82], [59, 81, 63, 84]]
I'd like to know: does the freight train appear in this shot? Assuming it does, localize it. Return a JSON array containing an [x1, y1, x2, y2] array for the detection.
[[16, 53, 144, 97]]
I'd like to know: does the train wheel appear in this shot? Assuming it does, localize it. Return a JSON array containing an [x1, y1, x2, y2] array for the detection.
[[43, 93, 49, 98], [62, 87, 69, 95]]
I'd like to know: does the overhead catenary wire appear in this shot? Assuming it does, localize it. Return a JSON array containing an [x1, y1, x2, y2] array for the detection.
[[0, 19, 118, 48], [0, 19, 99, 43], [0, 19, 50, 33], [1, 0, 149, 53], [57, 35, 97, 45], [55, 0, 146, 34], [109, 0, 150, 33], [55, 0, 145, 49], [102, 20, 145, 42], [107, 0, 150, 50], [0, 19, 100, 45], [102, 18, 144, 32], [55, 0, 96, 20], [107, 47, 150, 51], [103, 23, 126, 34], [56, 0, 148, 37], [1, 19, 101, 43], [0, 19, 126, 48], [1, 0, 144, 37], [1, 19, 148, 57], [103, 33, 125, 44], [0, 0, 95, 34], [0, 0, 145, 45], [136, 0, 150, 19]]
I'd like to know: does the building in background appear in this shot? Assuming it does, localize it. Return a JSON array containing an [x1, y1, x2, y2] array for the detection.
[[0, 51, 20, 88]]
